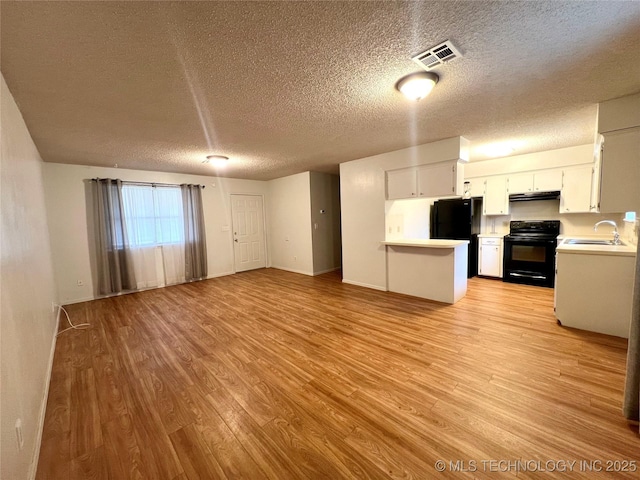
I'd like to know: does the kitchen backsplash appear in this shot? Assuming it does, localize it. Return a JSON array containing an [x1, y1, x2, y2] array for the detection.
[[481, 199, 632, 239]]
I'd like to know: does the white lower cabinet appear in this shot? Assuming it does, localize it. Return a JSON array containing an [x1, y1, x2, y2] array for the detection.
[[478, 236, 503, 278], [555, 251, 635, 338]]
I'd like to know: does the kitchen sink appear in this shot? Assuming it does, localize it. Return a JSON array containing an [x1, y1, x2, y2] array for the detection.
[[565, 239, 625, 246]]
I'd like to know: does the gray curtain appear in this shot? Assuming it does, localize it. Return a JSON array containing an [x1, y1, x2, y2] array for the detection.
[[181, 184, 208, 281], [623, 239, 640, 423], [93, 179, 137, 295]]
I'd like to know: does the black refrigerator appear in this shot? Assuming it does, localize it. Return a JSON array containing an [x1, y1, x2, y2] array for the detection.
[[430, 198, 481, 278]]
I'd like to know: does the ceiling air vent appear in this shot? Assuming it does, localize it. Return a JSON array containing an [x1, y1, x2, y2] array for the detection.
[[412, 40, 462, 71]]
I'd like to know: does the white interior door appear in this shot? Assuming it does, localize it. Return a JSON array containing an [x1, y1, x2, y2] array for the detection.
[[231, 194, 266, 272]]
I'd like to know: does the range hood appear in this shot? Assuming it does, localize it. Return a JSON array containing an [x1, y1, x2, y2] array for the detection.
[[509, 191, 561, 202]]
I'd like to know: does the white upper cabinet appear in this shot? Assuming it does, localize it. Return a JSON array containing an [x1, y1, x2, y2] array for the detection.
[[483, 176, 509, 215], [600, 127, 640, 213], [506, 173, 534, 194], [533, 170, 563, 192], [597, 92, 640, 213], [386, 168, 418, 199], [386, 160, 462, 200], [560, 166, 594, 214], [417, 162, 460, 197], [507, 170, 562, 194]]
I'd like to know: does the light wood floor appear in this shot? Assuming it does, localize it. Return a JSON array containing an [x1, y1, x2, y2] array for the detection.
[[37, 269, 638, 479]]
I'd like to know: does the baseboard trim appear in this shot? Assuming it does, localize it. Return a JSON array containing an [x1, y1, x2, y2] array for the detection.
[[270, 266, 314, 276], [312, 267, 340, 276], [29, 308, 60, 479], [59, 272, 238, 305], [207, 271, 235, 279], [342, 279, 387, 291], [60, 295, 96, 305]]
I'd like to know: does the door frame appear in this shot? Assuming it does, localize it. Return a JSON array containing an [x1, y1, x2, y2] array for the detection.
[[229, 193, 269, 273]]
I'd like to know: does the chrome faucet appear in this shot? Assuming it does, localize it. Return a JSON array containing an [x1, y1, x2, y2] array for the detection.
[[594, 220, 621, 245]]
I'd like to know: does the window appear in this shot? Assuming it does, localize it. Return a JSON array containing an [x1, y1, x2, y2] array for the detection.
[[121, 185, 184, 247]]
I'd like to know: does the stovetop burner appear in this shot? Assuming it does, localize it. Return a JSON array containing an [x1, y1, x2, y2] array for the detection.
[[508, 220, 561, 238]]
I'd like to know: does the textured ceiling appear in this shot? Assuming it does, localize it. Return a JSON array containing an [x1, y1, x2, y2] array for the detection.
[[2, 1, 640, 180]]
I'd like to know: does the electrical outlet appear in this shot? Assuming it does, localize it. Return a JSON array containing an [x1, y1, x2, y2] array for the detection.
[[77, 280, 84, 286], [15, 419, 24, 450]]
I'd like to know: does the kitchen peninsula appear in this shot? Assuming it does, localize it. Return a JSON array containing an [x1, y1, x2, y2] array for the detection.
[[382, 239, 469, 304]]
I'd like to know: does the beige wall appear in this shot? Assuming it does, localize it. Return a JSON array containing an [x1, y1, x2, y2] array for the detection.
[[1, 75, 58, 480], [42, 162, 269, 304], [310, 172, 341, 274], [267, 172, 314, 275]]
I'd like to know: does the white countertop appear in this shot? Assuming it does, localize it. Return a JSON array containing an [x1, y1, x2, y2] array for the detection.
[[478, 233, 505, 238], [556, 237, 637, 257], [382, 239, 470, 249]]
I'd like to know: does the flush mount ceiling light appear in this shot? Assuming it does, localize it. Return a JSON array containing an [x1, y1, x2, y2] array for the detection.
[[203, 155, 229, 165], [396, 72, 439, 101]]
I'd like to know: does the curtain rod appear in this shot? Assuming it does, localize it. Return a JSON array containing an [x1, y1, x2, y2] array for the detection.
[[91, 178, 204, 189]]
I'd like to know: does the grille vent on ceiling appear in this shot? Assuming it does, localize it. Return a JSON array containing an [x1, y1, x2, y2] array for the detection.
[[412, 40, 462, 71]]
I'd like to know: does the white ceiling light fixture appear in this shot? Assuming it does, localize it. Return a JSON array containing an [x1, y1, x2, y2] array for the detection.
[[396, 72, 439, 101], [203, 155, 230, 166]]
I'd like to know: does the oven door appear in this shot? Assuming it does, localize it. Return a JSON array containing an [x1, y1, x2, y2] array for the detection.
[[503, 237, 557, 287]]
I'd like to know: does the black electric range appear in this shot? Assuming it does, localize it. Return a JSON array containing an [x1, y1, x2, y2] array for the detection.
[[503, 220, 560, 288]]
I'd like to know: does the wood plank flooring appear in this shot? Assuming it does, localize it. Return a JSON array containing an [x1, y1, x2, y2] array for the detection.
[[37, 269, 639, 479]]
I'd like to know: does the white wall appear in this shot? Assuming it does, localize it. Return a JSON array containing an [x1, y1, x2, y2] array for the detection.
[[340, 137, 466, 290], [309, 172, 341, 274], [267, 172, 314, 275], [1, 75, 58, 480], [385, 198, 433, 240], [43, 162, 269, 304]]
